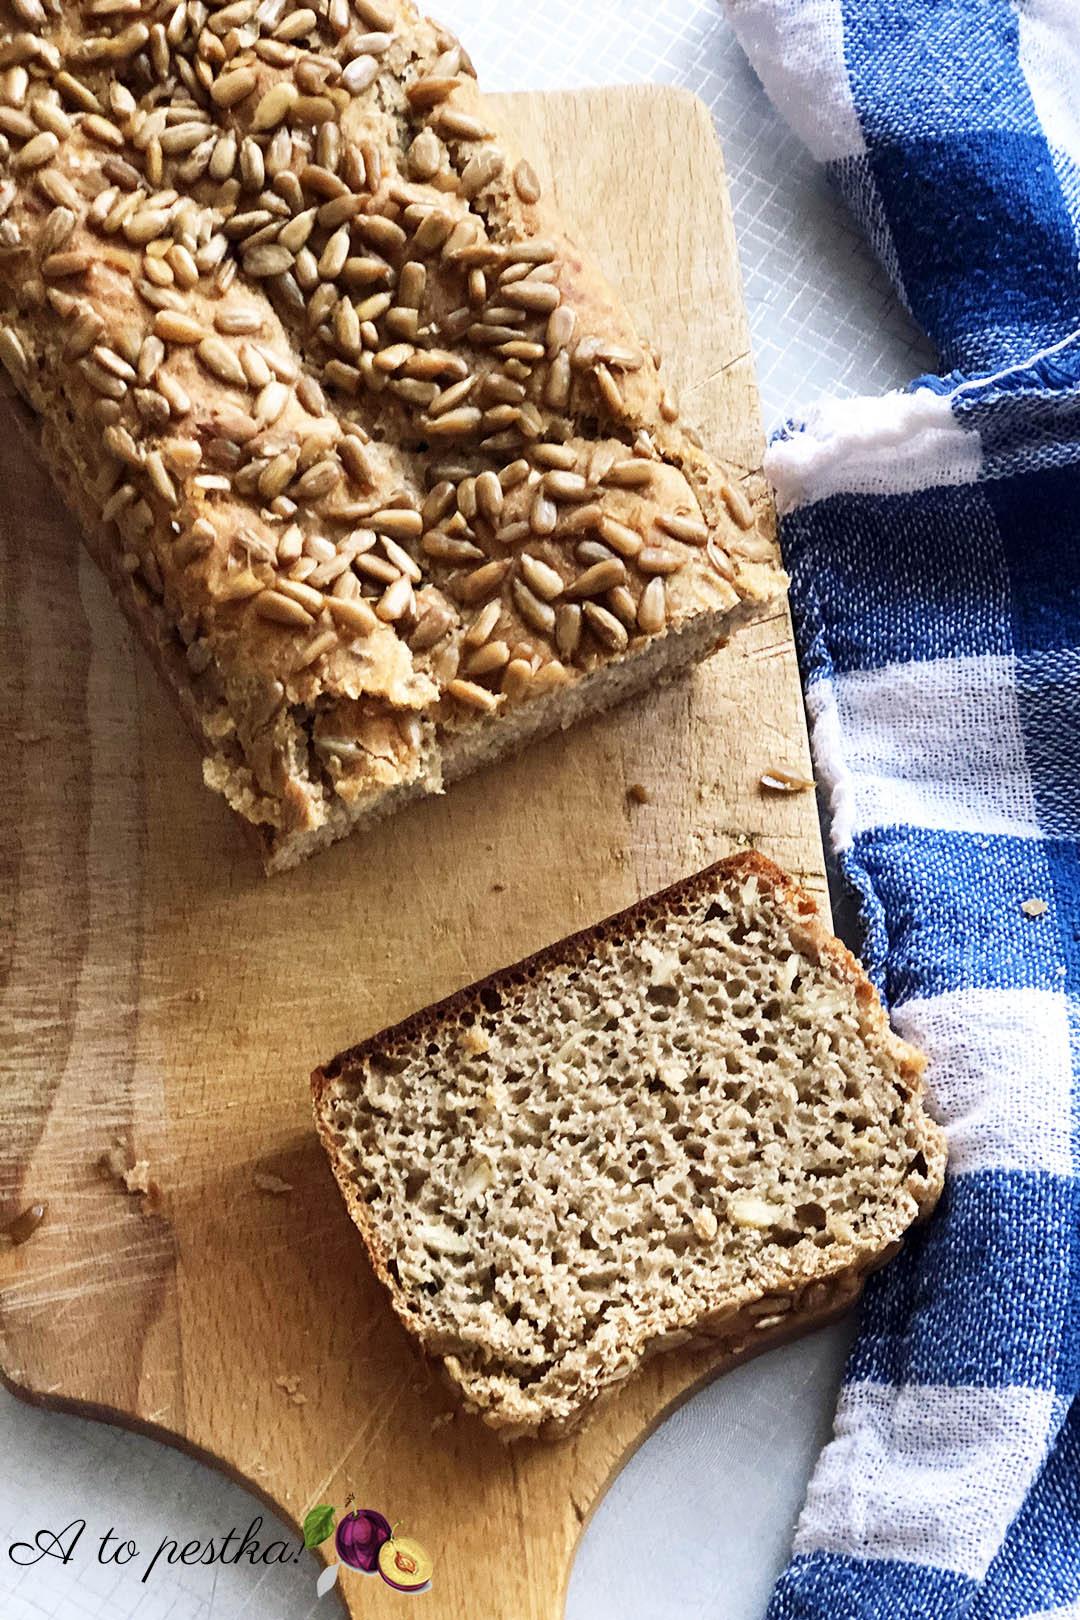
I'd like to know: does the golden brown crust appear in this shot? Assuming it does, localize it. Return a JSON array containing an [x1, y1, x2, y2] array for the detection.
[[312, 852, 948, 1436], [0, 1, 783, 869]]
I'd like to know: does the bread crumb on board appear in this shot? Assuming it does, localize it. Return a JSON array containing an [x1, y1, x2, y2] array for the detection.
[[253, 1171, 294, 1196], [275, 1374, 307, 1407], [97, 1140, 162, 1214], [626, 782, 651, 804]]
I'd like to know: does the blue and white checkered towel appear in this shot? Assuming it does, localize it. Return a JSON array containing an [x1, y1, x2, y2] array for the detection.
[[722, 3, 1080, 1616]]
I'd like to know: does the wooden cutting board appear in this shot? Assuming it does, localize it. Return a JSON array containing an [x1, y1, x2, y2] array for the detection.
[[0, 86, 826, 1619]]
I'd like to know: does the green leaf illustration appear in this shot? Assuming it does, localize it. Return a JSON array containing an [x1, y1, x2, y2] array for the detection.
[[303, 1505, 337, 1550]]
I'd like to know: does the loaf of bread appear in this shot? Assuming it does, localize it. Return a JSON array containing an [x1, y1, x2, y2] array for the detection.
[[313, 853, 946, 1437], [0, 0, 782, 870]]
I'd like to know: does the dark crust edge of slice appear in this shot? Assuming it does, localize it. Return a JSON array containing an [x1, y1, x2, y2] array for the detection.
[[314, 850, 929, 1089], [310, 852, 948, 1433]]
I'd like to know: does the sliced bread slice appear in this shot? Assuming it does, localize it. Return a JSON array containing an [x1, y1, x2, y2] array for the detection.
[[312, 853, 945, 1437]]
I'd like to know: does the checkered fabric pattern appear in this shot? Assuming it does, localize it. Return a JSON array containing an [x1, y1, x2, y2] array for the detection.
[[725, 3, 1080, 1617]]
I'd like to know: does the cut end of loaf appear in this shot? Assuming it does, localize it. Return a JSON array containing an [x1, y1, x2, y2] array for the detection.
[[313, 852, 946, 1436]]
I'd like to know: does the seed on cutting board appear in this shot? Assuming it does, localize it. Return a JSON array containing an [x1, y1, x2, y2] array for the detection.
[[760, 768, 815, 794], [512, 158, 541, 204]]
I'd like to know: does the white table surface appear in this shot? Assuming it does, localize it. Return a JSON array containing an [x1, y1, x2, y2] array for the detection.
[[1, 5, 934, 1617]]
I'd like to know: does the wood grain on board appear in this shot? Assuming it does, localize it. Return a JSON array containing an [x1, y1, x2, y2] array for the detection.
[[0, 86, 825, 1620]]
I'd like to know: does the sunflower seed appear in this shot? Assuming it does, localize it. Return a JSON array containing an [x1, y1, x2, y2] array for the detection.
[[0, 324, 27, 383], [376, 573, 413, 621], [504, 279, 560, 314], [631, 577, 665, 635], [543, 349, 570, 408], [594, 362, 624, 413], [465, 639, 509, 677], [446, 676, 500, 713], [520, 553, 563, 602], [459, 557, 511, 602], [458, 145, 503, 198], [595, 514, 642, 558], [509, 156, 541, 204], [721, 480, 755, 528], [244, 242, 293, 277], [407, 126, 441, 180], [637, 546, 682, 576], [342, 52, 380, 92], [252, 81, 297, 131], [196, 336, 247, 387], [41, 249, 90, 278], [656, 511, 709, 546], [603, 458, 654, 488], [464, 597, 501, 647], [368, 506, 422, 539], [582, 600, 628, 651], [566, 558, 626, 599], [529, 491, 557, 535], [256, 588, 315, 627], [211, 65, 257, 107], [327, 594, 378, 635], [406, 75, 460, 109], [512, 577, 555, 635], [430, 106, 489, 140]]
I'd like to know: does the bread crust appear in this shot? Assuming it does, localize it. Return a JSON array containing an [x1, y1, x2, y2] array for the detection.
[[313, 851, 947, 1437], [0, 2, 783, 870]]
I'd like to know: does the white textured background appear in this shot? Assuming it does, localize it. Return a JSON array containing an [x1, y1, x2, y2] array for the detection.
[[1, 3, 933, 1617]]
